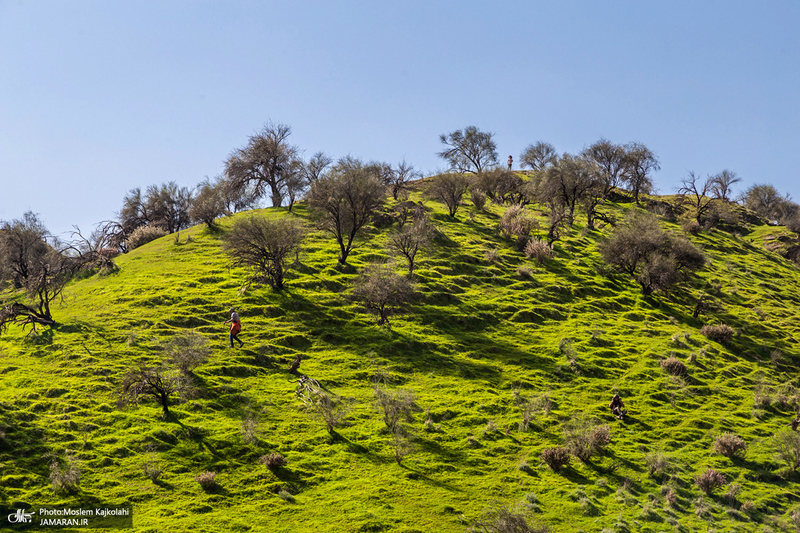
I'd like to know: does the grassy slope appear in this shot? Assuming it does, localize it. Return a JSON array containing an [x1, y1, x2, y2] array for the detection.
[[1, 195, 800, 532]]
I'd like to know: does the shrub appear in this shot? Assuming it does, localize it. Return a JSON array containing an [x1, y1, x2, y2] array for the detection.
[[563, 418, 611, 462], [259, 452, 287, 470], [700, 324, 734, 344], [425, 172, 469, 217], [774, 428, 800, 471], [142, 453, 162, 482], [165, 332, 210, 375], [659, 357, 687, 376], [48, 453, 81, 494], [223, 215, 305, 290], [484, 248, 500, 263], [524, 238, 553, 264], [467, 504, 548, 533], [499, 205, 537, 240], [277, 489, 296, 503], [194, 471, 217, 489], [713, 432, 747, 459], [470, 188, 487, 210], [541, 446, 571, 471], [682, 219, 701, 234], [127, 225, 167, 250], [644, 451, 669, 477], [694, 467, 726, 495], [352, 262, 416, 328]]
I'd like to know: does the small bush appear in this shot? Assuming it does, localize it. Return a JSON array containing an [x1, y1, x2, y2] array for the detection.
[[142, 453, 162, 482], [259, 452, 287, 470], [194, 471, 217, 490], [470, 188, 487, 210], [700, 324, 734, 344], [694, 467, 726, 495], [541, 446, 571, 471], [499, 205, 537, 240], [467, 504, 548, 533], [484, 248, 500, 263], [165, 332, 211, 375], [682, 219, 701, 234], [713, 432, 747, 459], [524, 238, 553, 264], [659, 357, 687, 376], [563, 418, 611, 461], [644, 451, 669, 477], [277, 489, 296, 503], [48, 454, 81, 494], [774, 428, 800, 471], [128, 225, 168, 250]]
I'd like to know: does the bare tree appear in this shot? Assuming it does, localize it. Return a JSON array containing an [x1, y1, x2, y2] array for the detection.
[[677, 171, 714, 224], [622, 142, 659, 204], [306, 157, 387, 264], [389, 159, 421, 200], [352, 262, 416, 328], [296, 376, 350, 436], [386, 211, 433, 274], [534, 154, 601, 226], [120, 365, 183, 416], [190, 177, 227, 229], [165, 332, 211, 376], [426, 173, 469, 217], [520, 141, 557, 172], [582, 138, 627, 199], [0, 212, 49, 287], [119, 182, 193, 235], [438, 126, 498, 174], [302, 152, 333, 185], [223, 215, 305, 290], [741, 183, 787, 221], [283, 160, 306, 212], [224, 121, 300, 208], [709, 169, 741, 201]]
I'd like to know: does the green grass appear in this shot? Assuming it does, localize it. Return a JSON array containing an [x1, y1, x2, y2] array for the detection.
[[2, 195, 800, 532]]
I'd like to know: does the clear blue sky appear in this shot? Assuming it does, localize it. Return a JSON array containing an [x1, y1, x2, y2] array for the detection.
[[1, 1, 799, 237]]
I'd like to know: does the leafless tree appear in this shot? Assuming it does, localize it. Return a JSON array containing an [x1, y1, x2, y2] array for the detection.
[[120, 365, 185, 416], [386, 211, 433, 274], [582, 138, 627, 198], [190, 177, 227, 229], [223, 215, 305, 290], [302, 152, 333, 185], [224, 121, 300, 208], [622, 142, 659, 204], [306, 157, 387, 264], [119, 182, 192, 235], [426, 173, 469, 217], [0, 212, 49, 287], [389, 159, 421, 200], [677, 171, 714, 224], [352, 262, 416, 328], [295, 376, 350, 436], [534, 154, 602, 226], [520, 141, 557, 172], [438, 126, 498, 174], [741, 183, 788, 221], [708, 169, 741, 201]]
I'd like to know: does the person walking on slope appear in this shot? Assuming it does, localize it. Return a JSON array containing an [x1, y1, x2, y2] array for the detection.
[[225, 307, 244, 348]]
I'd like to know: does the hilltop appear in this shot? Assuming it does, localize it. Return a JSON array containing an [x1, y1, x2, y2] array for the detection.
[[2, 191, 800, 532]]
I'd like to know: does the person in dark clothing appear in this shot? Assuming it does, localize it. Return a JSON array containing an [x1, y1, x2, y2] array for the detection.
[[609, 393, 626, 419]]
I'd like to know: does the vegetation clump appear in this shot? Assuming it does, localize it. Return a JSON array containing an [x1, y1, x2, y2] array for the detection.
[[660, 356, 687, 376], [700, 323, 734, 344], [713, 432, 747, 459], [694, 467, 726, 495], [541, 446, 571, 472]]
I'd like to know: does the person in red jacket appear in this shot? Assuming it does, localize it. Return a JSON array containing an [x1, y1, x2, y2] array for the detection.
[[225, 307, 244, 348]]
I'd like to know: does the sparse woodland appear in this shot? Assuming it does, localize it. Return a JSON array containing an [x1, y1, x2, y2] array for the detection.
[[3, 124, 800, 531]]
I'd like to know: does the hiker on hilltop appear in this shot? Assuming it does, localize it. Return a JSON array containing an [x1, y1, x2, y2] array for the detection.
[[609, 393, 626, 420], [225, 307, 244, 348], [507, 155, 513, 170]]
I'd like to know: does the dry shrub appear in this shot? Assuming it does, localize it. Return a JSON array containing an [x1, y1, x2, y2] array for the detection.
[[541, 446, 570, 472], [564, 418, 611, 461], [194, 471, 217, 489], [49, 453, 81, 494], [694, 467, 726, 495], [259, 452, 287, 470], [682, 219, 701, 235], [142, 452, 163, 482], [484, 248, 500, 263], [713, 432, 747, 459], [128, 225, 168, 250], [499, 205, 537, 240], [524, 238, 553, 264], [644, 451, 670, 477], [165, 332, 211, 375], [660, 357, 687, 376], [470, 188, 487, 210], [700, 324, 734, 344], [774, 428, 800, 472]]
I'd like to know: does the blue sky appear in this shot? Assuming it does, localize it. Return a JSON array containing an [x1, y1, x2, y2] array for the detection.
[[1, 1, 799, 237]]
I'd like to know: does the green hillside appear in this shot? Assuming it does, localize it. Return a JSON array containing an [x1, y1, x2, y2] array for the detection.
[[2, 192, 800, 532]]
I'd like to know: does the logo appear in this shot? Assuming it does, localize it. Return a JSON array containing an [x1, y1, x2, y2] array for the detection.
[[7, 509, 34, 523]]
